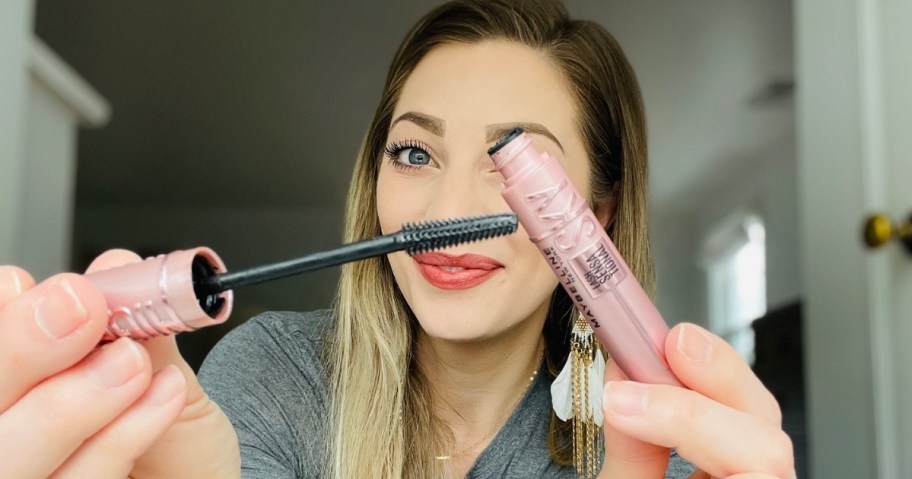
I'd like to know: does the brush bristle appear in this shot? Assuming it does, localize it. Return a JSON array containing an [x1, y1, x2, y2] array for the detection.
[[401, 213, 518, 255]]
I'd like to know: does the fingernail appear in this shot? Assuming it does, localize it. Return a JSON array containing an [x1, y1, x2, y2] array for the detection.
[[88, 338, 144, 388], [604, 381, 648, 416], [0, 267, 24, 296], [34, 279, 89, 339], [677, 323, 714, 363], [148, 365, 187, 406]]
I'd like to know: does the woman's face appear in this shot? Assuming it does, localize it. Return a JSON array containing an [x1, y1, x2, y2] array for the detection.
[[377, 41, 596, 342]]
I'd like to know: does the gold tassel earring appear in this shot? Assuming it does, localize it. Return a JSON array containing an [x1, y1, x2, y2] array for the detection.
[[551, 310, 605, 478]]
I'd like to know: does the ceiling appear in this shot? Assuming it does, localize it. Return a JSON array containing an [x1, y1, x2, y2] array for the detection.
[[34, 0, 794, 217]]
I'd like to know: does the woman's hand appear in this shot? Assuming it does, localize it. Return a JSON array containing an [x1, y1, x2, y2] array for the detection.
[[0, 250, 240, 479], [597, 323, 796, 479]]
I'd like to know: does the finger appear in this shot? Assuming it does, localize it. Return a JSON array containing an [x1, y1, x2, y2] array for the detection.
[[666, 323, 782, 426], [602, 381, 796, 479], [599, 359, 669, 479], [0, 273, 109, 412], [131, 335, 211, 435], [0, 338, 152, 479], [49, 365, 188, 479], [0, 265, 36, 308], [141, 335, 209, 406], [84, 249, 143, 274]]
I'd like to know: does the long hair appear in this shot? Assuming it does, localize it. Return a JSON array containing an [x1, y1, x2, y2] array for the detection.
[[327, 1, 652, 476]]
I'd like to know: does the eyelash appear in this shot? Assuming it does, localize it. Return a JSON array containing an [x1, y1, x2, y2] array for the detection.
[[384, 139, 434, 172]]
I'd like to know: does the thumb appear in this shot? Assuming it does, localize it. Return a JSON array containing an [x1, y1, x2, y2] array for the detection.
[[599, 359, 670, 479], [141, 335, 207, 406], [84, 248, 143, 274]]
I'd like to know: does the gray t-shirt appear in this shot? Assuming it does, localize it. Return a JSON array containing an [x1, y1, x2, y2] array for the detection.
[[198, 310, 695, 478]]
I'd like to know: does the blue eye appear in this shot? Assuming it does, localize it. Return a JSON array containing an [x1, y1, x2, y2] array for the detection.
[[384, 140, 435, 170], [402, 148, 430, 165]]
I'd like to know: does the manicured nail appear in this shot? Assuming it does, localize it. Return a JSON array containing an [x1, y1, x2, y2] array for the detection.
[[677, 323, 714, 363], [604, 381, 648, 416], [88, 338, 144, 388], [34, 279, 88, 339], [148, 365, 187, 406]]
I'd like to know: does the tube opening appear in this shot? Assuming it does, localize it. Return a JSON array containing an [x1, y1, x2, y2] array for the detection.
[[487, 127, 524, 155], [191, 255, 225, 318]]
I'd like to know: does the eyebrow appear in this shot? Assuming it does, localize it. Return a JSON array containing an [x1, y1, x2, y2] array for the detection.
[[486, 123, 564, 153], [390, 111, 564, 153], [391, 111, 445, 137]]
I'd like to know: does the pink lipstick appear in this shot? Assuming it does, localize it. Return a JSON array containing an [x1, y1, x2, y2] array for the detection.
[[413, 252, 503, 290]]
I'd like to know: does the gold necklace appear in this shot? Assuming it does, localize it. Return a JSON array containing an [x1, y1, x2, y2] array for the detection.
[[435, 347, 544, 461]]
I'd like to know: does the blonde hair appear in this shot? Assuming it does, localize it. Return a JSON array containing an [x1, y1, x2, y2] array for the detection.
[[327, 0, 653, 476]]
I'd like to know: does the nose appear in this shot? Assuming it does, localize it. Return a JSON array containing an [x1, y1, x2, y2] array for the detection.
[[424, 160, 505, 221]]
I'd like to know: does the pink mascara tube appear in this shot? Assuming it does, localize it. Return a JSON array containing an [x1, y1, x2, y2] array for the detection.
[[85, 247, 234, 341], [489, 128, 682, 387]]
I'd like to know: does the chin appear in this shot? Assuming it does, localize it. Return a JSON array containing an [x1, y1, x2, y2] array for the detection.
[[412, 304, 505, 342]]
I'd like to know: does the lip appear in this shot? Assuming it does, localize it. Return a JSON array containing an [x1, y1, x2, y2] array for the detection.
[[412, 252, 503, 290]]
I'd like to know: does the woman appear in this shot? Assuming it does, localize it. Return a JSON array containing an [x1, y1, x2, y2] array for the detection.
[[0, 1, 794, 478]]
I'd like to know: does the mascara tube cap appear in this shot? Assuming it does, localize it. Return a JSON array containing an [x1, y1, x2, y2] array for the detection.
[[488, 127, 543, 180], [85, 247, 233, 341]]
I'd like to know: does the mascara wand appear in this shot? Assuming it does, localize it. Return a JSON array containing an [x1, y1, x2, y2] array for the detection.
[[196, 213, 518, 295], [85, 213, 518, 341]]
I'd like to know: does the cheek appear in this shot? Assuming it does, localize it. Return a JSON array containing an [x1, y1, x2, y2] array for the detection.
[[511, 227, 559, 288], [376, 169, 426, 234]]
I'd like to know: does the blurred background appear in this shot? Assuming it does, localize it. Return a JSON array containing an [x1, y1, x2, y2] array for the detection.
[[3, 1, 910, 478]]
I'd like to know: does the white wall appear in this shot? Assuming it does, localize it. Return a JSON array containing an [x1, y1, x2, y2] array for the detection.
[[651, 132, 801, 328], [1, 10, 109, 280], [18, 75, 80, 280], [795, 0, 912, 476], [0, 0, 33, 266]]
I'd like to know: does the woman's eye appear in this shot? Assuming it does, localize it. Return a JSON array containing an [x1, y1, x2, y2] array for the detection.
[[384, 140, 435, 170], [399, 147, 431, 166]]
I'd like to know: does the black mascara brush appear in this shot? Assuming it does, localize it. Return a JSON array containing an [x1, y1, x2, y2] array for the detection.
[[85, 213, 518, 340], [195, 213, 518, 295]]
